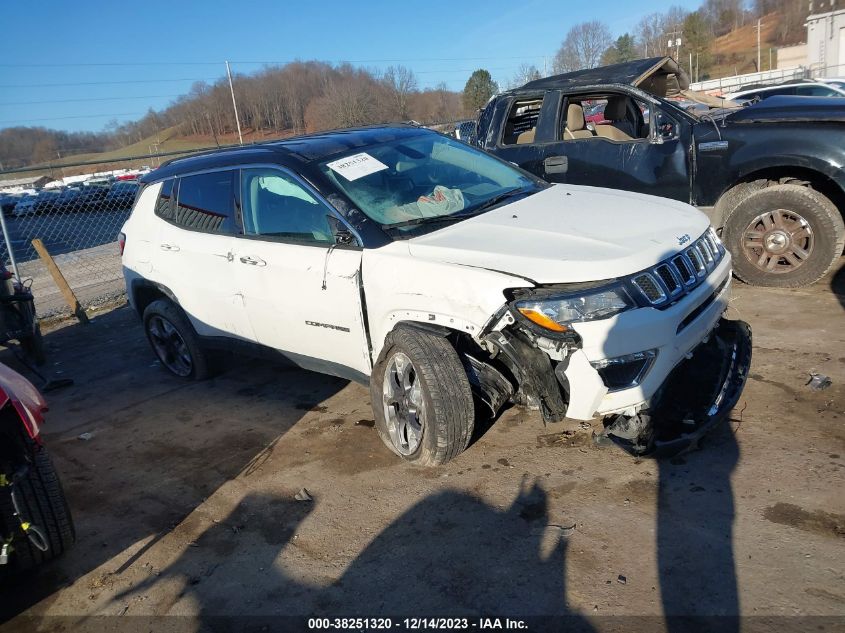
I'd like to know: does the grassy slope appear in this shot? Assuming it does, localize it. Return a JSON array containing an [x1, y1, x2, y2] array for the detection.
[[706, 12, 781, 79]]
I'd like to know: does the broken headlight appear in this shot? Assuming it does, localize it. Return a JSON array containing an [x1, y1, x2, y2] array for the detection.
[[515, 284, 635, 333]]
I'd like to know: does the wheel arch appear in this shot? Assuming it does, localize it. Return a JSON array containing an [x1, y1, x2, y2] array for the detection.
[[713, 165, 845, 229], [129, 279, 179, 317]]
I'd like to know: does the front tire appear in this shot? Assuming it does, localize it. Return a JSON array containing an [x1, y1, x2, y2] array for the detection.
[[722, 184, 845, 288], [143, 299, 210, 380], [371, 327, 474, 466], [0, 444, 75, 571]]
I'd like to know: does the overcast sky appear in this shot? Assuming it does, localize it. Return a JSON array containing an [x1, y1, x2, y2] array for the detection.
[[0, 0, 701, 132]]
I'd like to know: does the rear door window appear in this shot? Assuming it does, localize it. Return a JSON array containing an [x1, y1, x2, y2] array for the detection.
[[501, 97, 544, 145], [175, 171, 236, 234]]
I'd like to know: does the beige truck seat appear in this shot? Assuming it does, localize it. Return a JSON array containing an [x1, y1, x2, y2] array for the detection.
[[563, 104, 593, 140], [595, 97, 635, 141], [516, 129, 536, 144]]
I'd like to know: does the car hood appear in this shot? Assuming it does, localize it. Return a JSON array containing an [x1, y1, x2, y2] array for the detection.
[[726, 95, 845, 123], [406, 184, 710, 284]]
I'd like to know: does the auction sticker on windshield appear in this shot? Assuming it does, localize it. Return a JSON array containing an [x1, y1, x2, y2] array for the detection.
[[326, 152, 388, 181]]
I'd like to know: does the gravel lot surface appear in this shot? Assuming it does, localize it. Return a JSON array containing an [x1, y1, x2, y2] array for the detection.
[[2, 260, 844, 632]]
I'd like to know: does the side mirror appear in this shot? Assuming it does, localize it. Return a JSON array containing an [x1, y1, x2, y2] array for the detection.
[[335, 230, 355, 246], [328, 215, 357, 246], [651, 109, 679, 144]]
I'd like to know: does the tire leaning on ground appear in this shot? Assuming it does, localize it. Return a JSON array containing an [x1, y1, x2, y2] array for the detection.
[[371, 326, 475, 466], [722, 183, 845, 288], [0, 444, 75, 571], [142, 299, 210, 380]]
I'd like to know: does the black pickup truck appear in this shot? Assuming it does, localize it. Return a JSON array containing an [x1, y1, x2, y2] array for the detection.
[[474, 57, 845, 288]]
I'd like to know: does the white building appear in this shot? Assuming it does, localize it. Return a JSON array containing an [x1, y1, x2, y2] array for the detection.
[[807, 1, 845, 77]]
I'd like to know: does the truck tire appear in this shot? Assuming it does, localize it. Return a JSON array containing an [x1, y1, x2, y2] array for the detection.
[[143, 299, 211, 380], [0, 444, 75, 571], [722, 183, 845, 288], [371, 326, 474, 466]]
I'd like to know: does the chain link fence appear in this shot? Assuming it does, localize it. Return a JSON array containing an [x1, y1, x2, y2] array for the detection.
[[0, 153, 173, 319], [0, 122, 476, 321]]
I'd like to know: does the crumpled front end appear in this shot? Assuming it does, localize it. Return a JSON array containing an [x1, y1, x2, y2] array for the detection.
[[474, 229, 750, 456], [597, 318, 751, 455]]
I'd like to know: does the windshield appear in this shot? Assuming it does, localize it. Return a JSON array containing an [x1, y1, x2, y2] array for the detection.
[[319, 133, 540, 231]]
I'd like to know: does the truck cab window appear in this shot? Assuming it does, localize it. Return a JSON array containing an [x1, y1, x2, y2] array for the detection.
[[502, 98, 544, 145]]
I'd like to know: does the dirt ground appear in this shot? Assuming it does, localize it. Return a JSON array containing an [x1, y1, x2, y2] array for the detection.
[[1, 260, 844, 632]]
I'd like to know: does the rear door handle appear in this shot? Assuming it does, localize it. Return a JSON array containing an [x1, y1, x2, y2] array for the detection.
[[543, 155, 568, 174], [239, 255, 266, 267], [160, 243, 180, 252]]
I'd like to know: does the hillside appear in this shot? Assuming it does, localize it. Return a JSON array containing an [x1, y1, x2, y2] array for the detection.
[[707, 12, 783, 78]]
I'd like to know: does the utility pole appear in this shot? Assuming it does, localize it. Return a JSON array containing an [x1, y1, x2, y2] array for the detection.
[[225, 60, 244, 146], [666, 28, 682, 64], [755, 18, 762, 72]]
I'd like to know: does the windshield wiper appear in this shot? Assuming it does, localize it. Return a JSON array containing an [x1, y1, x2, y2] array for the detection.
[[467, 187, 532, 214]]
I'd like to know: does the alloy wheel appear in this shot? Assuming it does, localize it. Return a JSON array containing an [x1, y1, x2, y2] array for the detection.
[[382, 352, 425, 455], [147, 315, 193, 377], [742, 209, 814, 274]]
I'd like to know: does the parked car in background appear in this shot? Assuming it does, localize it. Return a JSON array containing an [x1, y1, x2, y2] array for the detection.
[[474, 56, 845, 288], [10, 194, 38, 218], [816, 77, 845, 91], [121, 126, 750, 465], [103, 181, 139, 210], [723, 81, 845, 104], [0, 194, 21, 217], [32, 190, 61, 215]]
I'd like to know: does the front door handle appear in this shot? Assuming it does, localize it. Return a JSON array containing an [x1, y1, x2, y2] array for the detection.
[[160, 243, 180, 252], [239, 255, 266, 267], [543, 155, 568, 174]]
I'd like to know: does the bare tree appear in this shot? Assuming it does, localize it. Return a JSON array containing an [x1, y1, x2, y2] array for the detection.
[[636, 12, 668, 57], [553, 21, 613, 73], [508, 63, 542, 89], [383, 65, 418, 120]]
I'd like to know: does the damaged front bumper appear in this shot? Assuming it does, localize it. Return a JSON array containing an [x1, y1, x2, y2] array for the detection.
[[598, 318, 752, 456]]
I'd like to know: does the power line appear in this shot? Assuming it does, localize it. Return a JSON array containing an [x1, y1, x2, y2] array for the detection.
[[0, 112, 146, 124], [0, 55, 547, 68], [0, 77, 221, 89], [0, 94, 184, 106]]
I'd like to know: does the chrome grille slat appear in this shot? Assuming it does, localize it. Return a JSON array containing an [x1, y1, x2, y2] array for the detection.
[[672, 255, 695, 285], [631, 230, 726, 307], [655, 264, 681, 295]]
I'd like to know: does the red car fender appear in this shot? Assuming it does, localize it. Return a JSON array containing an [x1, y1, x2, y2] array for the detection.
[[0, 363, 48, 442]]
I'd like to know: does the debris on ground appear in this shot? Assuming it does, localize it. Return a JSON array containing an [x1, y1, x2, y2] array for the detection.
[[77, 432, 93, 441], [806, 372, 832, 391], [617, 575, 627, 585], [295, 488, 313, 502]]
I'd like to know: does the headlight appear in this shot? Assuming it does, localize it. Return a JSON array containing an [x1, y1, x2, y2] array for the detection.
[[515, 285, 635, 332]]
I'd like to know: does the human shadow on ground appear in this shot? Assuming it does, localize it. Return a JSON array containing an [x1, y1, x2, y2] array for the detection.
[[111, 483, 595, 632]]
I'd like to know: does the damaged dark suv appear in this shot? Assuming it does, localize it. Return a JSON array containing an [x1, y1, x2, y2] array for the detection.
[[474, 56, 845, 288]]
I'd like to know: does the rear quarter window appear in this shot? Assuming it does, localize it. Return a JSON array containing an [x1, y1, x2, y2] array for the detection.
[[154, 178, 177, 221]]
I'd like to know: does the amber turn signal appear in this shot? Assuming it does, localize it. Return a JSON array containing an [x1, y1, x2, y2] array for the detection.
[[517, 308, 568, 332]]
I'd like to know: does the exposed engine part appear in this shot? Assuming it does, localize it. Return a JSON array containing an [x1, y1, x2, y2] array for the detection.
[[460, 353, 515, 415], [483, 329, 568, 423]]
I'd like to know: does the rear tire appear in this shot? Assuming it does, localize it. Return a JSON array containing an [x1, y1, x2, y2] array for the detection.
[[143, 299, 210, 380], [722, 183, 844, 288], [371, 326, 474, 466], [0, 445, 75, 571]]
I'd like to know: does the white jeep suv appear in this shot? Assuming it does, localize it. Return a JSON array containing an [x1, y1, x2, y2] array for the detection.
[[120, 126, 751, 464]]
